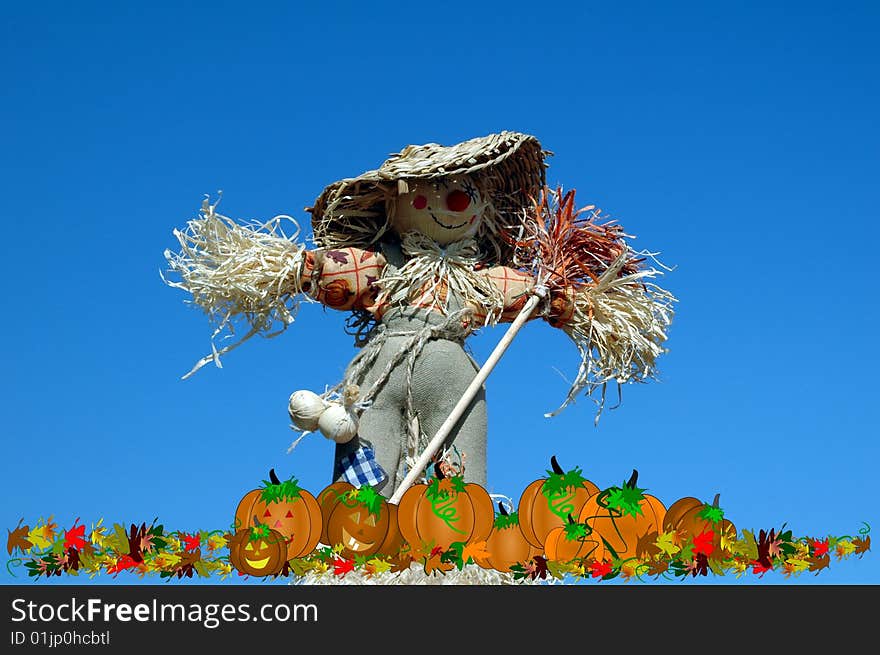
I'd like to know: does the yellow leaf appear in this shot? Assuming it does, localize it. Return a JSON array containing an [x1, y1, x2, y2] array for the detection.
[[785, 558, 810, 574], [655, 531, 680, 557], [90, 519, 106, 546], [836, 541, 855, 558], [207, 534, 227, 551], [27, 527, 53, 550], [367, 558, 392, 574]]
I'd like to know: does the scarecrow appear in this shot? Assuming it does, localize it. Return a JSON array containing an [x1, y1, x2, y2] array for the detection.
[[164, 132, 675, 500]]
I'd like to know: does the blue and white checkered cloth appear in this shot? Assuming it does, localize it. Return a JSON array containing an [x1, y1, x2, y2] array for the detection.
[[336, 443, 387, 488]]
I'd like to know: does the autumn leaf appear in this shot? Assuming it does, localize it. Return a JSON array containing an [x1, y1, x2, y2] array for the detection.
[[89, 519, 106, 546], [461, 541, 490, 565], [750, 560, 772, 576], [635, 530, 661, 559], [783, 558, 810, 577], [812, 538, 830, 557], [646, 559, 669, 577], [835, 541, 856, 559], [7, 521, 32, 555], [655, 531, 680, 558], [697, 503, 725, 525], [589, 560, 613, 578], [692, 530, 715, 557], [807, 553, 830, 574], [366, 558, 392, 575], [206, 533, 227, 552], [333, 558, 355, 577], [63, 522, 87, 551], [423, 552, 454, 576], [734, 529, 759, 561], [28, 522, 56, 551], [853, 536, 870, 557], [180, 533, 201, 552]]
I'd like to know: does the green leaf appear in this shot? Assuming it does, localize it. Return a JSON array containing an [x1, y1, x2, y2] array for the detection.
[[563, 521, 589, 542], [494, 511, 520, 530], [542, 466, 587, 497], [260, 475, 303, 503], [734, 529, 759, 561], [697, 504, 724, 525], [604, 483, 646, 518], [353, 486, 383, 518]]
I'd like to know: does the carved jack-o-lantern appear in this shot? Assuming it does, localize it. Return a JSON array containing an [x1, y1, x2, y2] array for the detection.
[[319, 482, 404, 559], [234, 469, 322, 559], [227, 527, 287, 576]]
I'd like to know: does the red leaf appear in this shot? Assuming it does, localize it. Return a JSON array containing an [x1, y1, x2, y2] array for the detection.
[[180, 533, 201, 552], [812, 539, 829, 557], [750, 560, 772, 576], [107, 555, 139, 575], [333, 558, 355, 577], [692, 530, 715, 557], [589, 560, 613, 578], [64, 523, 87, 551]]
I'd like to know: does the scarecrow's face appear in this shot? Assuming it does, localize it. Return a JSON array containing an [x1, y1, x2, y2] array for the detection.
[[392, 175, 483, 245]]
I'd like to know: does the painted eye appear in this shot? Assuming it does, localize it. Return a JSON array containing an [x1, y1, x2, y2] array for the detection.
[[412, 195, 427, 210], [446, 190, 470, 212]]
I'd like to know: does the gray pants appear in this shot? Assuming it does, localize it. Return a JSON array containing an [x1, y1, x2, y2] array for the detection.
[[332, 309, 487, 498]]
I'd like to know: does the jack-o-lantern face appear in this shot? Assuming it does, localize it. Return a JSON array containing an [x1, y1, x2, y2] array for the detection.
[[228, 528, 287, 577], [392, 175, 484, 245], [319, 482, 404, 559], [234, 469, 323, 559]]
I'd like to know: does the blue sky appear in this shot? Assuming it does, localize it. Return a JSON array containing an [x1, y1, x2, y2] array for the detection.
[[1, 1, 877, 585]]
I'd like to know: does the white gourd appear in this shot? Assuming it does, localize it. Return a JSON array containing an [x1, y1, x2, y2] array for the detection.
[[317, 403, 358, 443], [288, 390, 326, 432]]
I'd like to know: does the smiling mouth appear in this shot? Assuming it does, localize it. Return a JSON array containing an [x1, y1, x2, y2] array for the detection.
[[341, 528, 374, 552], [429, 211, 470, 230], [244, 556, 271, 569]]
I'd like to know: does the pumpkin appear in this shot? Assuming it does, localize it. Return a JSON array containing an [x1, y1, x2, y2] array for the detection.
[[319, 483, 404, 559], [234, 469, 322, 559], [663, 493, 737, 558], [517, 456, 600, 549], [227, 526, 287, 576], [543, 514, 600, 563], [474, 502, 541, 572], [397, 464, 494, 551], [577, 469, 666, 562]]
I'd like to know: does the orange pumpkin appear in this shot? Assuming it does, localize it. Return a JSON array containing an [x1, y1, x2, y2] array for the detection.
[[578, 469, 666, 562], [518, 456, 600, 549], [227, 526, 287, 576], [543, 515, 601, 563], [663, 493, 737, 558], [234, 469, 322, 559], [397, 465, 494, 551], [474, 503, 541, 572], [319, 483, 404, 559]]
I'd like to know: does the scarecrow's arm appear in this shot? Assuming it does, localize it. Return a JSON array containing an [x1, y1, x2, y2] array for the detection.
[[299, 246, 387, 313], [475, 265, 574, 327]]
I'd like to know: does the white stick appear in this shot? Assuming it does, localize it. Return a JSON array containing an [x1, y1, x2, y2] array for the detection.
[[389, 291, 544, 504]]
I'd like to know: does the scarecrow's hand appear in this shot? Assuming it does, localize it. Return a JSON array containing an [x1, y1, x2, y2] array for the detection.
[[472, 265, 541, 324], [301, 247, 387, 312], [546, 286, 576, 328]]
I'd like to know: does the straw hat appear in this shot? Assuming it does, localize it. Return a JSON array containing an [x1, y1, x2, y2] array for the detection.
[[307, 131, 551, 264]]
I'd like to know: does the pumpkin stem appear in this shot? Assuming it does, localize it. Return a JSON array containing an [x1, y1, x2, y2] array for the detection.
[[626, 469, 639, 488], [269, 468, 281, 486], [567, 513, 576, 524], [712, 493, 721, 508], [550, 455, 564, 475], [498, 501, 509, 517], [434, 462, 445, 480]]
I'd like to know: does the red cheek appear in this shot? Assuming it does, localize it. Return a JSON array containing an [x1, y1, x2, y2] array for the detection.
[[412, 195, 427, 210]]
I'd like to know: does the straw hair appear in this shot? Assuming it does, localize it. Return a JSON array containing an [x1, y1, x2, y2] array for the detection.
[[162, 195, 309, 378], [308, 131, 549, 265], [517, 188, 676, 419]]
